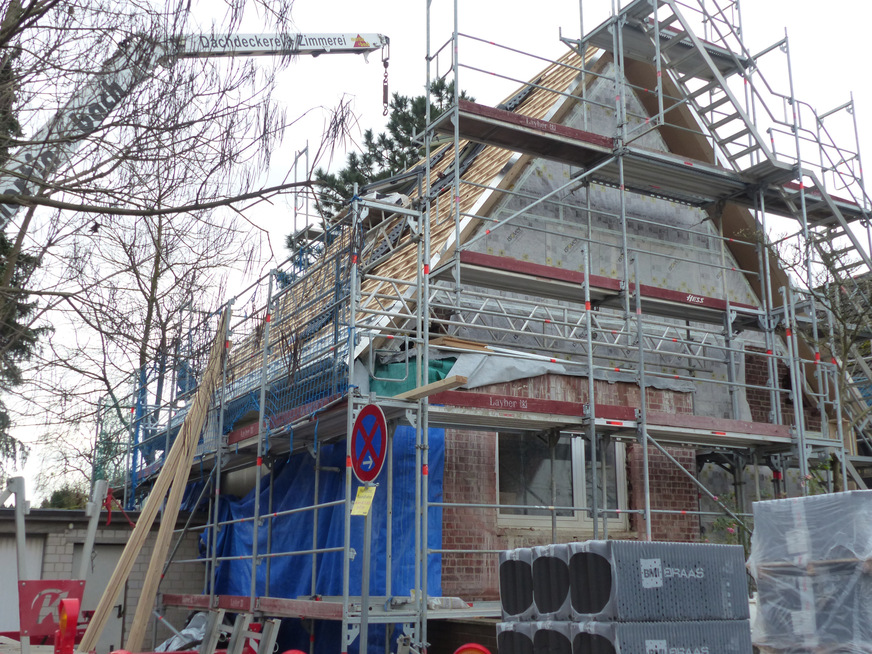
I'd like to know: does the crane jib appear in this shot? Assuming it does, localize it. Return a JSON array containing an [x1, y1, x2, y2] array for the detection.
[[180, 33, 387, 57], [0, 32, 388, 229]]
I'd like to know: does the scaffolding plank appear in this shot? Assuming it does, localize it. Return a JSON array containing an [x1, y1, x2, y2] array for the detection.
[[594, 408, 795, 448], [429, 390, 583, 417], [428, 391, 586, 432], [163, 594, 500, 623], [430, 100, 613, 167], [256, 597, 345, 620], [646, 410, 791, 441], [162, 594, 213, 610], [776, 181, 868, 224], [433, 101, 763, 208], [583, 0, 750, 81], [426, 390, 795, 447]]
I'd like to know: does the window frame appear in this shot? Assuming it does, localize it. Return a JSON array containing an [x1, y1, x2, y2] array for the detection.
[[495, 431, 628, 530]]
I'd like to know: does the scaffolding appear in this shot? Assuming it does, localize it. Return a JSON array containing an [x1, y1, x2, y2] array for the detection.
[[101, 1, 872, 652]]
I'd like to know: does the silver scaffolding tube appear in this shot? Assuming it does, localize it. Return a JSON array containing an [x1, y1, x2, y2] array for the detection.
[[342, 189, 361, 653], [210, 299, 233, 600], [634, 258, 652, 541], [250, 273, 274, 609]]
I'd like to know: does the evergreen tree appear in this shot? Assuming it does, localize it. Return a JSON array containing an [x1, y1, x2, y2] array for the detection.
[[0, 232, 48, 468], [40, 482, 89, 509], [304, 79, 471, 228], [0, 3, 47, 475]]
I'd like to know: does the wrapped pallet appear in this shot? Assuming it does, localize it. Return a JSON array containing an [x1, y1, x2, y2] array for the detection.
[[747, 490, 872, 651]]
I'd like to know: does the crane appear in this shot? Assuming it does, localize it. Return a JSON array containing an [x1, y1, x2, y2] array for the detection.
[[0, 32, 389, 227]]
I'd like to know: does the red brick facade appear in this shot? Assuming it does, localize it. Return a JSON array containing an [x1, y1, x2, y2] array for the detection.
[[745, 347, 821, 430], [627, 444, 701, 541], [440, 374, 702, 599]]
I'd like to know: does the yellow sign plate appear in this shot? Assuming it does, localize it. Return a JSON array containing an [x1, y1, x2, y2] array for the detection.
[[351, 485, 376, 516]]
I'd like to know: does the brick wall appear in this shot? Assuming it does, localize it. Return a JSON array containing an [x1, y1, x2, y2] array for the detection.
[[442, 428, 500, 600], [468, 374, 693, 414], [745, 347, 822, 430], [440, 374, 700, 600], [627, 444, 700, 541]]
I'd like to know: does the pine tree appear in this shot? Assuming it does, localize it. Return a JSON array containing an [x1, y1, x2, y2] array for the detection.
[[0, 5, 47, 475], [304, 79, 471, 228]]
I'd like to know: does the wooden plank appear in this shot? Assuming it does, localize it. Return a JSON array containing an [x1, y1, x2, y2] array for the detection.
[[76, 311, 229, 654], [255, 597, 346, 620], [428, 336, 490, 352], [393, 375, 467, 400]]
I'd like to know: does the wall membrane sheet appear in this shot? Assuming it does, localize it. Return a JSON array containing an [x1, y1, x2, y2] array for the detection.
[[205, 426, 444, 654]]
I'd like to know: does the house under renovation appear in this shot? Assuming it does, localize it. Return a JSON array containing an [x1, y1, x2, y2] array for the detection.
[[94, 1, 872, 652]]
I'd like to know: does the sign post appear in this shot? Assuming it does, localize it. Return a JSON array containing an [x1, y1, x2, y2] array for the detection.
[[350, 404, 388, 654]]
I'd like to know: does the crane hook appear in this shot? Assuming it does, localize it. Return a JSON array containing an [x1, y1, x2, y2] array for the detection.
[[382, 39, 390, 117]]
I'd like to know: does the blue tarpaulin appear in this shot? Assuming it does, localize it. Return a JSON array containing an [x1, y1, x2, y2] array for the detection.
[[206, 426, 444, 653]]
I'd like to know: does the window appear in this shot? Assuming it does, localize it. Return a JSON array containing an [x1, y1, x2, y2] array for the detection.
[[497, 432, 627, 529]]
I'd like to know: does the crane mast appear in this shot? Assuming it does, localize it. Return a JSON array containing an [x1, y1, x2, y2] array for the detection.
[[0, 33, 389, 227]]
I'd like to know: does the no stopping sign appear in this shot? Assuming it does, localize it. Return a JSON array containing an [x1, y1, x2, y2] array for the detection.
[[350, 404, 388, 483]]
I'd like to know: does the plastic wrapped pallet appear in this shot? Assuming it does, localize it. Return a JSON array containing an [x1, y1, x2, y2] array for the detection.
[[747, 490, 872, 567], [497, 620, 572, 654], [500, 547, 536, 621], [754, 563, 872, 648], [747, 492, 872, 651], [567, 540, 749, 621], [570, 620, 753, 654]]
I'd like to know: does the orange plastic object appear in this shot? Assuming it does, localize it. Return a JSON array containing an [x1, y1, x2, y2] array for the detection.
[[453, 644, 491, 654], [54, 599, 80, 654]]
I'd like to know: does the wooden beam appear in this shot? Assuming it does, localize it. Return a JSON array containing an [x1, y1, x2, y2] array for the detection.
[[125, 311, 230, 651], [76, 311, 229, 654], [393, 375, 467, 400]]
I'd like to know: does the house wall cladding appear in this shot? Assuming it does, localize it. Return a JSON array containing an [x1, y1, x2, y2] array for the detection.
[[440, 374, 701, 599]]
